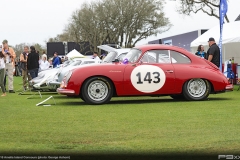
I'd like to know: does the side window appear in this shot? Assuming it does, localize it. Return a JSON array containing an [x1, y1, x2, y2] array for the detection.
[[170, 51, 191, 64], [141, 52, 157, 63], [146, 50, 170, 63], [156, 50, 171, 63], [141, 50, 171, 63]]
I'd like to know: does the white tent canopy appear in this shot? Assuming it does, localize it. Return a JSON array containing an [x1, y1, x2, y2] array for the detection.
[[66, 49, 84, 58], [191, 21, 240, 63]]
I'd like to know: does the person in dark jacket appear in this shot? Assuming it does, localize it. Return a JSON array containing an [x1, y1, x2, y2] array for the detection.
[[195, 45, 207, 59], [206, 37, 220, 67], [27, 46, 39, 79]]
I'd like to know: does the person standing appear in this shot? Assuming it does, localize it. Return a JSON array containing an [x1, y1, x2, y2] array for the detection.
[[2, 40, 16, 93], [195, 45, 207, 59], [0, 45, 6, 92], [52, 52, 60, 68], [27, 46, 39, 79], [20, 46, 31, 90], [0, 49, 6, 96], [206, 37, 220, 67]]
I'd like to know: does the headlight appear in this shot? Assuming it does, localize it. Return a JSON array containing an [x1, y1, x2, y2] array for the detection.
[[60, 71, 73, 89]]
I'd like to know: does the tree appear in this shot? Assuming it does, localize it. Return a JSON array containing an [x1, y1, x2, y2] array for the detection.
[[48, 0, 171, 51], [12, 43, 28, 58], [177, 0, 229, 22], [12, 43, 46, 58], [34, 43, 46, 54]]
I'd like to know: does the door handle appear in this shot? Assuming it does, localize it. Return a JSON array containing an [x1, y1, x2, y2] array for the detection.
[[165, 70, 174, 73]]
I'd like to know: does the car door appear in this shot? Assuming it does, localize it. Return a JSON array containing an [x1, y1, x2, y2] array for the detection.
[[123, 50, 175, 95]]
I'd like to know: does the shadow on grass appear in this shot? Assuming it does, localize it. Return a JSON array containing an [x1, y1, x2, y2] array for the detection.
[[57, 97, 233, 106], [207, 97, 232, 101], [17, 92, 58, 96]]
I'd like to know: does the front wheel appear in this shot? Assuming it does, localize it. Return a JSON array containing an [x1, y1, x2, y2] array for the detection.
[[81, 77, 113, 105], [170, 94, 185, 100], [67, 95, 78, 98], [183, 79, 210, 101], [80, 93, 85, 102]]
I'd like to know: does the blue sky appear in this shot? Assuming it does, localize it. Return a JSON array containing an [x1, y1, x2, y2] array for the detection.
[[1, 0, 239, 46]]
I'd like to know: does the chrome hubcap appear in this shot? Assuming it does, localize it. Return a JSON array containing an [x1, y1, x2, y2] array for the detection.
[[88, 80, 108, 101], [187, 79, 206, 98]]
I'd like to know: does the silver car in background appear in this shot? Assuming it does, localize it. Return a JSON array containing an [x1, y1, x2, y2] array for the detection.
[[47, 58, 102, 90], [47, 45, 131, 91], [30, 58, 98, 91]]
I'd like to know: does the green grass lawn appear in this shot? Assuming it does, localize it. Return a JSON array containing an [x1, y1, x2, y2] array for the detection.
[[0, 77, 240, 155]]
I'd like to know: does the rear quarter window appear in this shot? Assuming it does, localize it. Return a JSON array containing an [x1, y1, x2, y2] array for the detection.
[[170, 51, 191, 64]]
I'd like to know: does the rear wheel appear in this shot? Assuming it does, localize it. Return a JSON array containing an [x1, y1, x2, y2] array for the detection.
[[183, 78, 210, 101], [81, 77, 113, 105]]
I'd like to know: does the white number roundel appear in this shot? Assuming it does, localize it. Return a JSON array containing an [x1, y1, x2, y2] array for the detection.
[[130, 65, 166, 93]]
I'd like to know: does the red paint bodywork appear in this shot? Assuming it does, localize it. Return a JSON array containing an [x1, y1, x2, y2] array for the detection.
[[58, 45, 233, 96]]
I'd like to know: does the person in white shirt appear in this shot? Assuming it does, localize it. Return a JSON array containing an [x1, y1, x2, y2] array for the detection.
[[92, 52, 100, 60], [0, 49, 6, 96], [39, 54, 50, 72]]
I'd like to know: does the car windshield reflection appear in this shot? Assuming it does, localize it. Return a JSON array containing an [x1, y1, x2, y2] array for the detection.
[[103, 52, 118, 63], [123, 49, 142, 63]]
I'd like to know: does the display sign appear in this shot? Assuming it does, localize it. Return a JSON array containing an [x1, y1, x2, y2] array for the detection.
[[163, 39, 172, 45]]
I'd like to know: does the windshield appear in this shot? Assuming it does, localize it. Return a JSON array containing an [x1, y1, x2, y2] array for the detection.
[[123, 49, 142, 63], [103, 52, 118, 63]]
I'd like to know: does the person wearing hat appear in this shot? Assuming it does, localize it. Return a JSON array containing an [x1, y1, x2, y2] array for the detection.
[[1, 40, 16, 93], [206, 37, 220, 68]]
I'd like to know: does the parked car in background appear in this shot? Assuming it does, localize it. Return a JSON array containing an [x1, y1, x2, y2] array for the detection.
[[47, 59, 102, 90], [30, 57, 93, 91], [46, 45, 130, 91]]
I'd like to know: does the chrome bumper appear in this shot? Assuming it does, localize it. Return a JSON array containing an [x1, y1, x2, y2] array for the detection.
[[225, 84, 233, 91], [57, 88, 75, 95]]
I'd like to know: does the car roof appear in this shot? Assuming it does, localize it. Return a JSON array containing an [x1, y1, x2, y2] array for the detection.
[[134, 44, 189, 53]]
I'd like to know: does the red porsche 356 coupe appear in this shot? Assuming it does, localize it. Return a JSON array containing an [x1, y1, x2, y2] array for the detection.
[[57, 44, 233, 104]]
